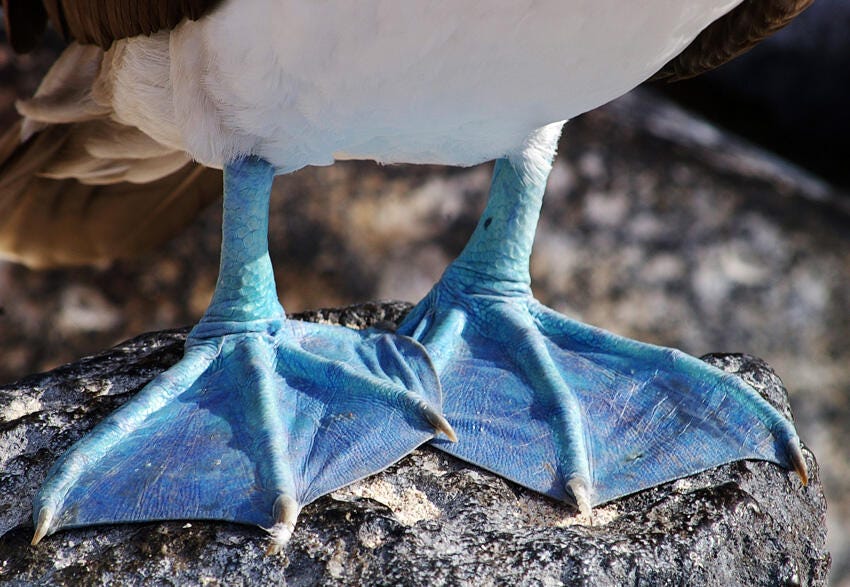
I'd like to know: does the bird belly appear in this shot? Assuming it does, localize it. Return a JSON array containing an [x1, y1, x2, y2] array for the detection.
[[112, 0, 743, 172]]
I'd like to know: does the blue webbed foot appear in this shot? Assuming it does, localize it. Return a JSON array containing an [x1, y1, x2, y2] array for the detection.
[[32, 318, 449, 553], [400, 285, 805, 513], [32, 157, 454, 554], [400, 125, 806, 514]]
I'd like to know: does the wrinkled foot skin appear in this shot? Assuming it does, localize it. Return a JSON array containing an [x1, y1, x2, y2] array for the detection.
[[32, 156, 454, 555], [32, 318, 449, 554], [399, 123, 807, 514]]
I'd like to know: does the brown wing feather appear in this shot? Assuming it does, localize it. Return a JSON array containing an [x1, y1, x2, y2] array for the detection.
[[2, 0, 224, 53], [0, 19, 223, 268], [653, 0, 813, 82], [0, 120, 222, 268]]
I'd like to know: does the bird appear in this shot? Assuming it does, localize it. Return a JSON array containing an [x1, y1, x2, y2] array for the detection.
[[0, 0, 811, 555]]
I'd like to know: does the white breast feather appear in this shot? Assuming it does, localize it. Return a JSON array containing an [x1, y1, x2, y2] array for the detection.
[[107, 0, 743, 173]]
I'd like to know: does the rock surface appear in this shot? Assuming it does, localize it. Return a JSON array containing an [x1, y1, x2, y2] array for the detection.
[[0, 303, 830, 585]]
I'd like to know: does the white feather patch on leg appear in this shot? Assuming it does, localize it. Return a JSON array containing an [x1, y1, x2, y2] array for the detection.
[[507, 121, 566, 187]]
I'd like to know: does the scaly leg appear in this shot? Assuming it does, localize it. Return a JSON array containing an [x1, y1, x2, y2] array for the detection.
[[32, 157, 454, 554], [399, 123, 806, 514]]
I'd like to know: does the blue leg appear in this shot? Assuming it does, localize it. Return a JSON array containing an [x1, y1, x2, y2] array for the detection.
[[398, 129, 807, 514], [32, 157, 454, 554]]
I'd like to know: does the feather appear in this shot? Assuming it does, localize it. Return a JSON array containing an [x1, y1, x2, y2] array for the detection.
[[0, 35, 221, 268], [653, 0, 814, 81], [16, 42, 109, 140], [1, 0, 223, 53], [0, 120, 221, 268], [0, 0, 814, 267]]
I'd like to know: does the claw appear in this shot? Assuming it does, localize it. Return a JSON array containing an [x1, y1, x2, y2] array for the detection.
[[29, 157, 447, 548], [788, 439, 808, 486], [566, 476, 593, 520], [31, 506, 54, 546], [266, 494, 300, 555], [423, 406, 458, 442]]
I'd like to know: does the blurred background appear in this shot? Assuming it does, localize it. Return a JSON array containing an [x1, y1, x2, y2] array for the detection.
[[0, 3, 848, 584]]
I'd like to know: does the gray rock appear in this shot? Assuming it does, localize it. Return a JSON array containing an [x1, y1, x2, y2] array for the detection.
[[0, 303, 830, 586]]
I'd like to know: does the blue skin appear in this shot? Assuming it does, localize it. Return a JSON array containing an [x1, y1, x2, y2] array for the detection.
[[399, 150, 806, 510], [33, 149, 806, 549], [32, 157, 453, 551]]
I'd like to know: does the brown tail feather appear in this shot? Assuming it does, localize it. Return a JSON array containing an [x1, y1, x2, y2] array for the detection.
[[0, 119, 221, 268]]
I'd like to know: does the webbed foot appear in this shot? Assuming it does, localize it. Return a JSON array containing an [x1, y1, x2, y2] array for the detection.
[[33, 318, 451, 553], [400, 124, 806, 512], [32, 157, 453, 554], [400, 282, 805, 512]]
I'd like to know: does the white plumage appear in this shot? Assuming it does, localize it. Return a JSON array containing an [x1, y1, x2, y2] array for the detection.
[[103, 0, 743, 174]]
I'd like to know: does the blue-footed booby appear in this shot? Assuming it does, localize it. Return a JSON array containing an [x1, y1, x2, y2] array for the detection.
[[0, 0, 811, 554]]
